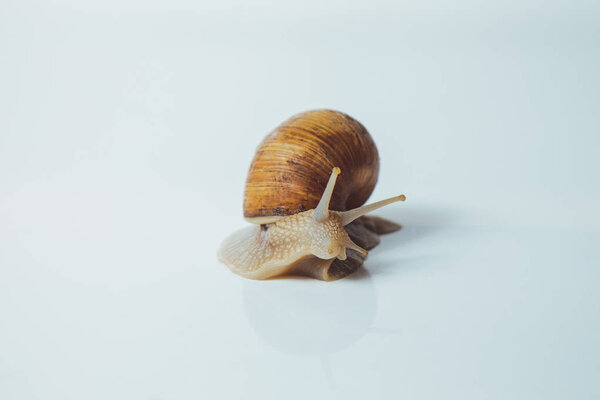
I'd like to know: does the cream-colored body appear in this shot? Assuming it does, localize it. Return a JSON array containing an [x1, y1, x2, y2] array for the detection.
[[218, 168, 405, 281], [219, 211, 355, 280]]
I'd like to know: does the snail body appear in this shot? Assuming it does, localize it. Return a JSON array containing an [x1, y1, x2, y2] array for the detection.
[[218, 110, 405, 281]]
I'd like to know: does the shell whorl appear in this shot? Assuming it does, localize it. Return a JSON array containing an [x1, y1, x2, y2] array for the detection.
[[243, 109, 380, 222]]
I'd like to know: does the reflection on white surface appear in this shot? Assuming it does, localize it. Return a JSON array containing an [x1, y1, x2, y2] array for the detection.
[[243, 270, 376, 355]]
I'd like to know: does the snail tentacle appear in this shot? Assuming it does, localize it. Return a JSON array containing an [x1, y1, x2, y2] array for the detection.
[[344, 237, 368, 256], [313, 167, 341, 222], [340, 194, 406, 227]]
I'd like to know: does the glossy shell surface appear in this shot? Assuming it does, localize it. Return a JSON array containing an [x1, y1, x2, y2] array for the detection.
[[243, 109, 380, 221]]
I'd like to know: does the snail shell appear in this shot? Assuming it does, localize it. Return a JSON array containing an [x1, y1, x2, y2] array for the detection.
[[244, 110, 379, 223], [218, 109, 405, 281]]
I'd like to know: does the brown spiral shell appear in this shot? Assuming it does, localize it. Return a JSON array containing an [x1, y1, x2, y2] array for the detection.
[[243, 109, 380, 222]]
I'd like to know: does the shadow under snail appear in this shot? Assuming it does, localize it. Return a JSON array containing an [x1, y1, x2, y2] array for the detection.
[[217, 109, 406, 281]]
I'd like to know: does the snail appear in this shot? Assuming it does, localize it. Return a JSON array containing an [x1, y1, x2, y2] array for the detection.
[[217, 109, 405, 281]]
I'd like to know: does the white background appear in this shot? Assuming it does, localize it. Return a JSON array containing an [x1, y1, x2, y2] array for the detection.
[[1, 1, 599, 399]]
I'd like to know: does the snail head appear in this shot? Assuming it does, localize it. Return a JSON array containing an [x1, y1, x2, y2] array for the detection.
[[308, 167, 406, 261]]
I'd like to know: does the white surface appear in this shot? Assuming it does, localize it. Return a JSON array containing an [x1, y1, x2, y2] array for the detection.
[[1, 1, 599, 399]]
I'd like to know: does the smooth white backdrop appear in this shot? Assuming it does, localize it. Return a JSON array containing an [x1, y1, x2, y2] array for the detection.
[[1, 1, 599, 399]]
